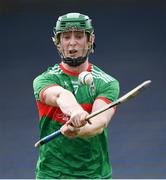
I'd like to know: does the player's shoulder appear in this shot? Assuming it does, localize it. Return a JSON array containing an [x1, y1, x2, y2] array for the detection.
[[46, 64, 63, 75], [33, 64, 63, 83], [36, 64, 62, 77], [91, 64, 118, 83]]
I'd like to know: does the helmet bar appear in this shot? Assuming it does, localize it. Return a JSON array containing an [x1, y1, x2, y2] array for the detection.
[[54, 12, 94, 35]]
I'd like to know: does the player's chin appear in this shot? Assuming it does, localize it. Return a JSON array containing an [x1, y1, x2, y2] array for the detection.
[[69, 54, 79, 58]]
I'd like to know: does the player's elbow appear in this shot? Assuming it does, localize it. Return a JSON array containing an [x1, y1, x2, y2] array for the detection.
[[53, 88, 72, 106], [97, 127, 104, 135], [97, 119, 108, 134], [43, 86, 67, 106]]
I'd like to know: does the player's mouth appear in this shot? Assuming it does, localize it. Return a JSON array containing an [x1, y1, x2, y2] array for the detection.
[[69, 49, 78, 57]]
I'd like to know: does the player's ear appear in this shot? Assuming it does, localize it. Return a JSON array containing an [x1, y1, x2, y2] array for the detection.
[[88, 33, 95, 53], [88, 34, 95, 45], [91, 34, 95, 44]]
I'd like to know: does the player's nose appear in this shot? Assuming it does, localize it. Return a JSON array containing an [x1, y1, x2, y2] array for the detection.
[[69, 35, 77, 46]]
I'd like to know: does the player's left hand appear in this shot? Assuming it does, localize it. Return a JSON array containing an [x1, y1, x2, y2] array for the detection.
[[66, 109, 90, 128]]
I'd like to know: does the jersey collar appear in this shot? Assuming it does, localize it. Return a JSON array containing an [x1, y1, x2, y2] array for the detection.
[[59, 63, 92, 76]]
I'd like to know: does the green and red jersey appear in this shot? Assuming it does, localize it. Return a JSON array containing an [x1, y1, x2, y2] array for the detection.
[[33, 63, 120, 179]]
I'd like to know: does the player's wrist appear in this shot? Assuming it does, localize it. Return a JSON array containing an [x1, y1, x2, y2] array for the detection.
[[71, 105, 84, 112]]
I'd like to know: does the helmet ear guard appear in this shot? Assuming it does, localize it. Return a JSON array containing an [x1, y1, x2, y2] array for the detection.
[[52, 35, 63, 59], [52, 33, 60, 46], [52, 36, 56, 44]]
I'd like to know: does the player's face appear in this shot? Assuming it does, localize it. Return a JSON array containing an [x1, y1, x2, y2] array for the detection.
[[59, 31, 89, 58]]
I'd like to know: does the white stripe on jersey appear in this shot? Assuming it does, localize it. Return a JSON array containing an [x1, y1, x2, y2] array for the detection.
[[92, 68, 115, 83], [48, 66, 63, 75]]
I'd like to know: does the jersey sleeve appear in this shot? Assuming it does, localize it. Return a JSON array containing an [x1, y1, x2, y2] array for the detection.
[[96, 80, 120, 103], [33, 71, 60, 101]]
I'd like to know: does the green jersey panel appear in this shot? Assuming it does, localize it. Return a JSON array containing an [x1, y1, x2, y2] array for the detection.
[[33, 63, 120, 179], [92, 65, 120, 102]]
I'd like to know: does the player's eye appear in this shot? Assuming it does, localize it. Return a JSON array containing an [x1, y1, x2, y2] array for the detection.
[[62, 32, 71, 40], [63, 35, 71, 40], [75, 32, 84, 39]]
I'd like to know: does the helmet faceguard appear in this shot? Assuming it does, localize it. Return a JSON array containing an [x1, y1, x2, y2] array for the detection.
[[52, 12, 95, 67]]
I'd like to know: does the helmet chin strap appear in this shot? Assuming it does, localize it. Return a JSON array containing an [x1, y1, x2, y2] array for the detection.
[[62, 54, 88, 67]]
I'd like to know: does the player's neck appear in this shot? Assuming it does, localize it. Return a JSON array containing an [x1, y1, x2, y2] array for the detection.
[[61, 60, 89, 73]]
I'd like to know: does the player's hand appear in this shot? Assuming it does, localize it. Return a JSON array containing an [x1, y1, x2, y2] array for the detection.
[[60, 123, 80, 138], [66, 109, 91, 128]]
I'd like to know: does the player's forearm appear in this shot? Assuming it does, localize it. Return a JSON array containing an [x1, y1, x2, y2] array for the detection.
[[77, 115, 108, 138], [77, 100, 115, 138], [56, 90, 83, 116], [43, 87, 82, 116]]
